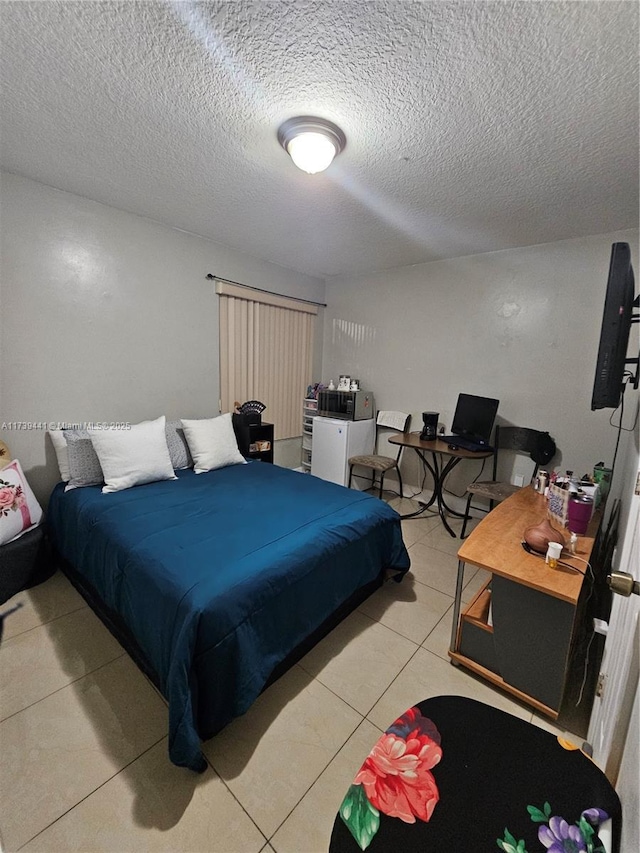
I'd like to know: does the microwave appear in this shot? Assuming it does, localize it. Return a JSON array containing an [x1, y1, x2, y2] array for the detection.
[[317, 390, 375, 420]]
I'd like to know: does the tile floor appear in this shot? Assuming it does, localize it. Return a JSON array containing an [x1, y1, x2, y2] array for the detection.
[[0, 502, 584, 853]]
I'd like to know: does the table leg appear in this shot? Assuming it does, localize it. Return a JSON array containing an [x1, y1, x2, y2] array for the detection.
[[438, 459, 468, 520], [449, 559, 466, 659], [430, 455, 463, 537], [408, 451, 459, 535], [397, 503, 437, 520], [397, 449, 439, 519], [415, 450, 438, 511]]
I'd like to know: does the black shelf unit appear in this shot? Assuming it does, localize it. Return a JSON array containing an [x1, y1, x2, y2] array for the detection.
[[232, 415, 274, 464]]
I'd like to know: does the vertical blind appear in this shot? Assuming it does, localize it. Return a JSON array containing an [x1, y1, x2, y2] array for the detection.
[[216, 280, 317, 440]]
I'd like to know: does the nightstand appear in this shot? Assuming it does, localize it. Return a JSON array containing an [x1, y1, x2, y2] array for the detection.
[[232, 417, 274, 464]]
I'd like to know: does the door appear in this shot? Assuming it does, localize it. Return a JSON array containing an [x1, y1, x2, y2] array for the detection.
[[345, 419, 375, 463], [588, 491, 639, 775], [587, 448, 639, 847]]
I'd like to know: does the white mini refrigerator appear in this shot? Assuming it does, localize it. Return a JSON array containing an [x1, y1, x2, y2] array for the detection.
[[310, 416, 375, 488]]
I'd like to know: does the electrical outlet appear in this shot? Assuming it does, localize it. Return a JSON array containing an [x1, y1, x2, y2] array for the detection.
[[513, 474, 524, 487]]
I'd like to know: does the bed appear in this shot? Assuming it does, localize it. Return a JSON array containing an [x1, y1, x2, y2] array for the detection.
[[47, 461, 410, 771]]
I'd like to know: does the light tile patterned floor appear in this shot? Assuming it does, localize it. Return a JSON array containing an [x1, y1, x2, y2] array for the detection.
[[0, 505, 583, 853]]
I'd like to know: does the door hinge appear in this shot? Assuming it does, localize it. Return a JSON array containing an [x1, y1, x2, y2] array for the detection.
[[596, 672, 606, 698]]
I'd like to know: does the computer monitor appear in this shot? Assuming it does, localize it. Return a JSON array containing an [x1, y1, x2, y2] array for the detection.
[[451, 393, 500, 444]]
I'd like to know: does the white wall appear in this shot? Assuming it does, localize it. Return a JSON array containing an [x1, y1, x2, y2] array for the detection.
[[2, 171, 637, 505], [0, 172, 325, 502], [322, 230, 639, 495]]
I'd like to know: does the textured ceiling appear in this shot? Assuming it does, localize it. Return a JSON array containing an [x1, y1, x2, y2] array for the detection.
[[1, 1, 638, 279]]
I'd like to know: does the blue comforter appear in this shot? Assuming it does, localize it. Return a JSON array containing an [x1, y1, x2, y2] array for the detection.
[[47, 463, 410, 770]]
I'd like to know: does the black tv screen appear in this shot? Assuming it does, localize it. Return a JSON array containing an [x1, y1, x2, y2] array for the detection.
[[591, 242, 636, 410], [451, 393, 499, 443]]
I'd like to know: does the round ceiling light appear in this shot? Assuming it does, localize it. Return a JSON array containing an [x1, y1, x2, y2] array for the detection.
[[277, 116, 346, 174]]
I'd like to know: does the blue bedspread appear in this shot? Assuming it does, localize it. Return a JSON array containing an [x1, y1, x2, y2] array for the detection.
[[48, 463, 410, 770]]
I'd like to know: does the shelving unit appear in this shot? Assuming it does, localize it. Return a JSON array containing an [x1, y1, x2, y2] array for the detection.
[[301, 398, 317, 472], [457, 582, 496, 674], [232, 416, 274, 464]]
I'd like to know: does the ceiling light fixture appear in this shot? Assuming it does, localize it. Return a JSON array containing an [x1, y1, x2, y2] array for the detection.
[[277, 116, 346, 174]]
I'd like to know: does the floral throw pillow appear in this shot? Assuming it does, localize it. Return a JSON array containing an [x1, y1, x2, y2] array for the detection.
[[0, 459, 43, 546]]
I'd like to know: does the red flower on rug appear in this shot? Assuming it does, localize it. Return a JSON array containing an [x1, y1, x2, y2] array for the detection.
[[354, 707, 442, 824]]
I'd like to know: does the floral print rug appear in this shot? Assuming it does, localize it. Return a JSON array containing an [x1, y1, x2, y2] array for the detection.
[[330, 696, 621, 852]]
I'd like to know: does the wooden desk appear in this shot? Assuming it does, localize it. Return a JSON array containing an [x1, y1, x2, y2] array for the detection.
[[449, 486, 600, 718], [388, 432, 493, 536]]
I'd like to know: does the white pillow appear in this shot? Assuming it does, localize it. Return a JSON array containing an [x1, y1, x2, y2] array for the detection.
[[0, 459, 43, 545], [49, 430, 71, 482], [181, 413, 245, 474], [89, 416, 176, 494]]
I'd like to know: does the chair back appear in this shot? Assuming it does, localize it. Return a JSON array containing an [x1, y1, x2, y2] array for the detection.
[[375, 411, 412, 459], [493, 425, 557, 480]]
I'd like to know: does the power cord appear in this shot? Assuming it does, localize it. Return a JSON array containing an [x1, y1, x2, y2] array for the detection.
[[520, 543, 594, 589], [609, 373, 638, 433], [608, 375, 639, 483], [443, 455, 489, 499], [576, 630, 597, 707]]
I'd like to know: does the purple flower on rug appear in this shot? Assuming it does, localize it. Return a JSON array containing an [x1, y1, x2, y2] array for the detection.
[[500, 802, 609, 853], [580, 808, 608, 826], [539, 816, 587, 852]]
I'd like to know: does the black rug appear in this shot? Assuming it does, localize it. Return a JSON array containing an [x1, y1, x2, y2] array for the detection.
[[330, 696, 621, 852]]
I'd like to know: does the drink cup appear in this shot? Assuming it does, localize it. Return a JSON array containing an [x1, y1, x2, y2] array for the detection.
[[568, 496, 594, 535]]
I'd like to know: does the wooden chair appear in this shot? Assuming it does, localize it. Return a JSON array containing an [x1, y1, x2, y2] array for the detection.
[[348, 411, 411, 500], [460, 424, 556, 538]]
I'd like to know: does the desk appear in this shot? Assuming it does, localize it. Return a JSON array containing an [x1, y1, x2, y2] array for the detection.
[[449, 486, 600, 719], [388, 432, 493, 536]]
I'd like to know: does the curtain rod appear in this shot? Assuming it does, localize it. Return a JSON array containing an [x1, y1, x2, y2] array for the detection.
[[206, 273, 327, 308]]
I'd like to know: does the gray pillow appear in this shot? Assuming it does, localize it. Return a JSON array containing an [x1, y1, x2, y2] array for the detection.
[[64, 430, 104, 490], [165, 420, 193, 470]]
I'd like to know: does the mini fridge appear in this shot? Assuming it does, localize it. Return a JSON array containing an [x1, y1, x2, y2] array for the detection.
[[310, 416, 375, 487]]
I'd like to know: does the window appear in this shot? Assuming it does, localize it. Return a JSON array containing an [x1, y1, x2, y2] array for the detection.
[[216, 280, 317, 440]]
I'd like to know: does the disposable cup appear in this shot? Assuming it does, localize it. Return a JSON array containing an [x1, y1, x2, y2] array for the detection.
[[546, 541, 563, 568]]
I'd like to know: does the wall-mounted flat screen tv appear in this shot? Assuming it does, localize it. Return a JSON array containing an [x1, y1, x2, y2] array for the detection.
[[591, 242, 636, 410]]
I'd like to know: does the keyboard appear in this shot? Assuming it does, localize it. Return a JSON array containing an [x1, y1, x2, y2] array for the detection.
[[440, 435, 493, 453]]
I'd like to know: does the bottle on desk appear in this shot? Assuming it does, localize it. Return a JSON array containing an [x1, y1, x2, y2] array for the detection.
[[535, 470, 548, 494]]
